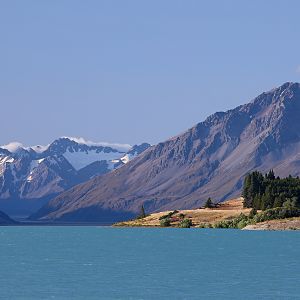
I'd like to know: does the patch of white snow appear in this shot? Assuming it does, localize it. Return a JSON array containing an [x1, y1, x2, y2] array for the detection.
[[63, 149, 125, 170]]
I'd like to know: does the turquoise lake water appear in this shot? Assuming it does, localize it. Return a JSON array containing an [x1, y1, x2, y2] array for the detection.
[[0, 227, 299, 300]]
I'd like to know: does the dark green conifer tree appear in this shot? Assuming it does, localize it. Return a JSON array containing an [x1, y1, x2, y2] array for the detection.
[[138, 205, 146, 219], [204, 197, 214, 208]]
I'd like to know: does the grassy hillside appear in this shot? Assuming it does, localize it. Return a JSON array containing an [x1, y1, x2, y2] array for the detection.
[[114, 198, 251, 227], [114, 197, 300, 230]]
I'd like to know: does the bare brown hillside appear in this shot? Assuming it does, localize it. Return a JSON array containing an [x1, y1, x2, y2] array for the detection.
[[32, 82, 300, 223]]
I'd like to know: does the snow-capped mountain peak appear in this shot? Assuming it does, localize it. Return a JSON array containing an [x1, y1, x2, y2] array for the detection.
[[0, 137, 150, 216], [42, 137, 135, 170]]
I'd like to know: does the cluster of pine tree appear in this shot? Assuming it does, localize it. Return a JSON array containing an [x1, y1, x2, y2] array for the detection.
[[242, 170, 300, 210]]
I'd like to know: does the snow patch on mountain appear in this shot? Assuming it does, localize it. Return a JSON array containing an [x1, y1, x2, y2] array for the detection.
[[63, 149, 126, 171], [120, 154, 133, 164], [0, 156, 15, 164], [0, 156, 15, 176], [26, 160, 42, 182]]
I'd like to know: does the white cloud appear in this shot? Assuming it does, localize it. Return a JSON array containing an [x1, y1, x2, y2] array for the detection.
[[1, 142, 24, 153], [62, 136, 132, 152], [1, 137, 132, 154]]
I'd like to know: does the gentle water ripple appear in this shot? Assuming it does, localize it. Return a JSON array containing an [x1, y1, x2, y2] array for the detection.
[[0, 227, 299, 299]]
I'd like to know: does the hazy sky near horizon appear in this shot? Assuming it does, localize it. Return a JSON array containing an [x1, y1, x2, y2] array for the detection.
[[1, 0, 300, 147]]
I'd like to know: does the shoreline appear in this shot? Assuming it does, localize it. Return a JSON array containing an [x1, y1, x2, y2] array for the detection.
[[2, 198, 299, 230], [114, 198, 300, 231]]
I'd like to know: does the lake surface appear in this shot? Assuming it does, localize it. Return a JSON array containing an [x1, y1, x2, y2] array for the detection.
[[0, 227, 299, 300]]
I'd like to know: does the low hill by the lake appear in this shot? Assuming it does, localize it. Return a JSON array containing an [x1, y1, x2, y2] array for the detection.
[[115, 198, 251, 227], [115, 198, 300, 230]]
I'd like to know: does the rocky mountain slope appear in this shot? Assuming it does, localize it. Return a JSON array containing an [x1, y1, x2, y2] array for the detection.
[[0, 137, 150, 216], [32, 82, 300, 223]]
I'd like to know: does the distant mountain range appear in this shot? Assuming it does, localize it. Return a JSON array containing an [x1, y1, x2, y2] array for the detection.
[[0, 137, 150, 216], [31, 82, 300, 223]]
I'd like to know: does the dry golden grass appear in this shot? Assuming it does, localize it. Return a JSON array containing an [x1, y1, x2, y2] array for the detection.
[[114, 197, 252, 227]]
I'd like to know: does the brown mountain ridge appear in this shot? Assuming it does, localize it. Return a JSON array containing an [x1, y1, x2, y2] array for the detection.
[[31, 82, 300, 223]]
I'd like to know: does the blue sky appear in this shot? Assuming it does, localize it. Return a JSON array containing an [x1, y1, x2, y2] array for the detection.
[[1, 0, 300, 146]]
